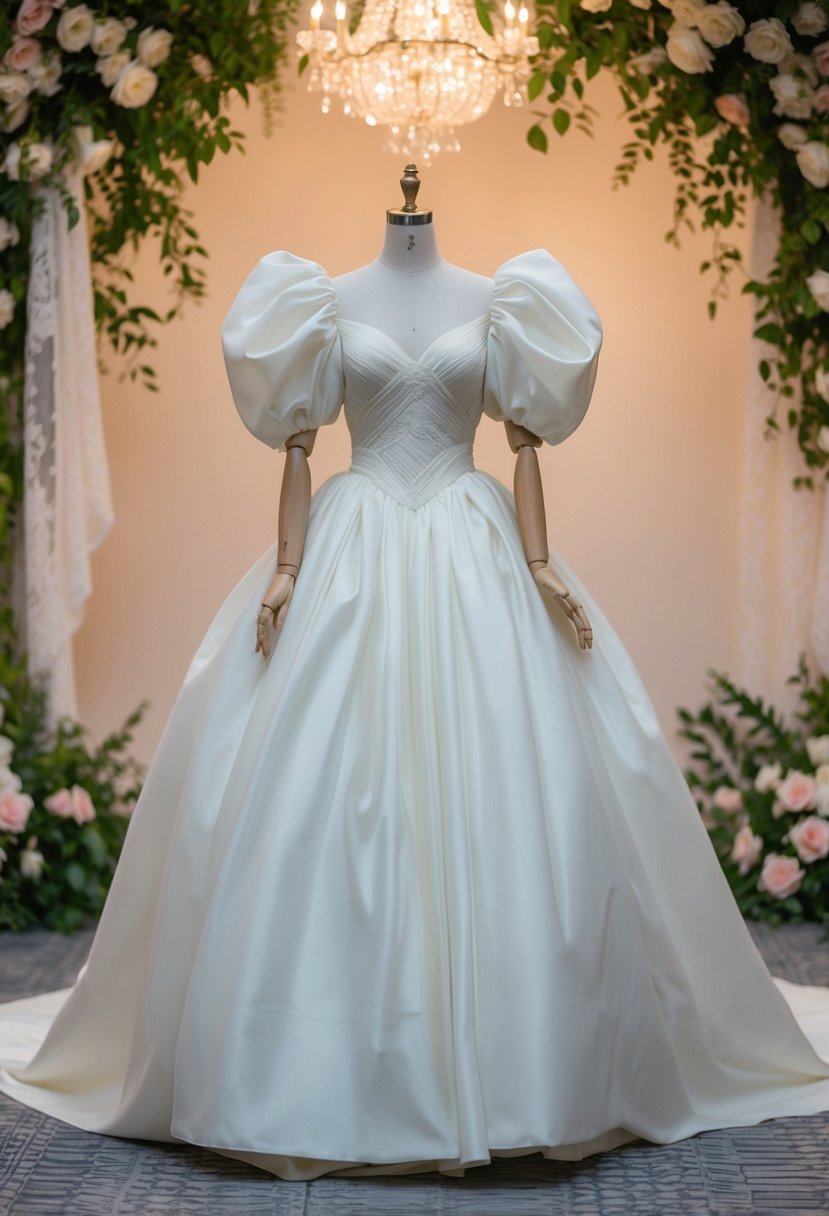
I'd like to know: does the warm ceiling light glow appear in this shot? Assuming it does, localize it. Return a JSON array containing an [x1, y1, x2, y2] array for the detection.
[[297, 0, 539, 158]]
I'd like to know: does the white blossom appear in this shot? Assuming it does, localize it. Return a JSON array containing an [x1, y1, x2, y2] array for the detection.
[[797, 141, 829, 189], [56, 4, 95, 52], [0, 289, 15, 330]]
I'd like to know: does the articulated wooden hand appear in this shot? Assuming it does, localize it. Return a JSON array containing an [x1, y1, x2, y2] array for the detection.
[[256, 428, 317, 659], [504, 420, 594, 651]]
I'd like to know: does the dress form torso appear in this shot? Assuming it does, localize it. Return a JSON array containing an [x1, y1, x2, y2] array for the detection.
[[334, 222, 492, 360]]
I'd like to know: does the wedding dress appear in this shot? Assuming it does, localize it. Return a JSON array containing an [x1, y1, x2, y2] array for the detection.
[[2, 249, 829, 1182]]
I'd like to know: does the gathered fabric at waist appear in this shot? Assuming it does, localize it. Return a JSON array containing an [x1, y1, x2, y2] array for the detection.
[[349, 442, 475, 510]]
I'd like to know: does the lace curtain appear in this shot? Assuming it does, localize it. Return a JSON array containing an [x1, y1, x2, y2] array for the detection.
[[18, 166, 114, 727], [736, 195, 829, 712]]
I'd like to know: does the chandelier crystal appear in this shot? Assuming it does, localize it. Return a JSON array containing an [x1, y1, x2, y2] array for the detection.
[[296, 0, 539, 158]]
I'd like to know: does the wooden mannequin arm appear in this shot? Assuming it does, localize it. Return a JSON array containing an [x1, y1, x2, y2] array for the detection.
[[504, 420, 594, 650], [276, 428, 317, 575], [255, 428, 317, 659], [504, 420, 547, 574]]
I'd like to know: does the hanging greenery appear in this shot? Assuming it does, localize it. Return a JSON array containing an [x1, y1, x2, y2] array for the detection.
[[526, 0, 829, 488], [0, 0, 299, 569], [0, 1, 299, 930]]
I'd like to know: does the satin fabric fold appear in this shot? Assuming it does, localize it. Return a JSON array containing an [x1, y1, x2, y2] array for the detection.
[[2, 468, 829, 1180]]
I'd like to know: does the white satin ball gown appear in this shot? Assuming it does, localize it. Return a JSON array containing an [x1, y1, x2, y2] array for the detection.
[[2, 249, 829, 1182]]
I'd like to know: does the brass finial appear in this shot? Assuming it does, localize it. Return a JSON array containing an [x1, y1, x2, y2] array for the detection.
[[400, 164, 420, 212], [386, 162, 433, 226]]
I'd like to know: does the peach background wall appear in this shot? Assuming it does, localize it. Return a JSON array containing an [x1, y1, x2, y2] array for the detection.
[[73, 62, 752, 768]]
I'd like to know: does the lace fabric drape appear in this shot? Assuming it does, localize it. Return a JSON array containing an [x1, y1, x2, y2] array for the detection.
[[20, 167, 114, 726], [737, 195, 829, 708]]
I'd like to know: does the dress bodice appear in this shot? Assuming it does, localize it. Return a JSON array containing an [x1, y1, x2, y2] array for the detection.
[[337, 315, 489, 508], [220, 249, 604, 510]]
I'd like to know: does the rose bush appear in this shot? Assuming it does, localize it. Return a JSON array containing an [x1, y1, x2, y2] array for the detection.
[[0, 678, 145, 933], [678, 654, 829, 932], [525, 0, 829, 487]]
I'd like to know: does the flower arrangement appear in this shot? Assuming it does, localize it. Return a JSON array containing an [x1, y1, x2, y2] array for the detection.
[[677, 654, 829, 932], [527, 1, 829, 487], [0, 2, 298, 868], [0, 655, 145, 932], [0, 0, 299, 649]]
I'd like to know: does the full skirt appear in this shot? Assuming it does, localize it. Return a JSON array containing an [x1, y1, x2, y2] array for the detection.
[[2, 466, 829, 1180]]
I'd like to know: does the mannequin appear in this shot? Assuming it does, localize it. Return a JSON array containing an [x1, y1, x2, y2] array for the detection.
[[255, 166, 593, 657]]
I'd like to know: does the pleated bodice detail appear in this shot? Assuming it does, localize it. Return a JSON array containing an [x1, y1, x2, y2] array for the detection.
[[338, 315, 490, 509]]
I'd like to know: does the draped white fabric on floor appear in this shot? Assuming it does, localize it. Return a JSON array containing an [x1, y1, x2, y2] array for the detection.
[[737, 196, 829, 709], [20, 166, 114, 725]]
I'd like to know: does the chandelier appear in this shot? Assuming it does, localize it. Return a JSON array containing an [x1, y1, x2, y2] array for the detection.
[[296, 0, 539, 158]]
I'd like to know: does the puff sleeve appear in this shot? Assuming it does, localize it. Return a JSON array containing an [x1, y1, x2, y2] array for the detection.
[[221, 251, 344, 451], [483, 249, 603, 445]]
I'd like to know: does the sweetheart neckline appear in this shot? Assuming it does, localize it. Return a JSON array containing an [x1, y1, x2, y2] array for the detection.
[[336, 313, 490, 366]]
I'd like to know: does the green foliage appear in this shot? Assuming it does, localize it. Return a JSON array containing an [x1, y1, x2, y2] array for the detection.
[[677, 656, 829, 934], [0, 658, 146, 933], [0, 0, 300, 618], [526, 2, 829, 485], [0, 1, 293, 928]]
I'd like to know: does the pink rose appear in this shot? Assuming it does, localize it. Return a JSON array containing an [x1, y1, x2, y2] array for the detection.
[[814, 84, 829, 113], [758, 853, 805, 899], [713, 785, 743, 813], [788, 815, 829, 863], [715, 93, 750, 126], [814, 40, 829, 75], [3, 37, 42, 71], [44, 787, 73, 817], [730, 824, 763, 875], [15, 0, 53, 36], [777, 770, 817, 812], [0, 788, 34, 833], [45, 783, 96, 824], [70, 784, 96, 824]]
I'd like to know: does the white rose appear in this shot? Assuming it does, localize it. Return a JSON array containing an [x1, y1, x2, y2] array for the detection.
[[629, 0, 652, 8], [91, 18, 127, 57], [794, 3, 828, 37], [672, 0, 705, 26], [744, 18, 793, 64], [797, 141, 829, 188], [189, 53, 213, 79], [806, 268, 829, 308], [816, 763, 829, 785], [816, 365, 829, 401], [697, 1, 744, 48], [667, 22, 714, 73], [0, 218, 20, 252], [111, 61, 158, 109], [770, 73, 815, 119], [579, 0, 612, 10], [778, 122, 808, 149], [19, 840, 44, 881], [3, 98, 30, 132], [782, 51, 821, 87], [3, 143, 21, 180], [0, 289, 15, 330], [0, 736, 13, 767], [816, 784, 829, 816], [24, 140, 53, 180], [0, 70, 32, 105], [807, 735, 829, 766], [818, 425, 829, 453], [97, 51, 131, 88], [136, 27, 174, 68], [70, 125, 115, 176], [0, 765, 21, 792], [28, 52, 62, 96], [628, 47, 669, 74], [755, 761, 783, 792], [56, 4, 95, 52]]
